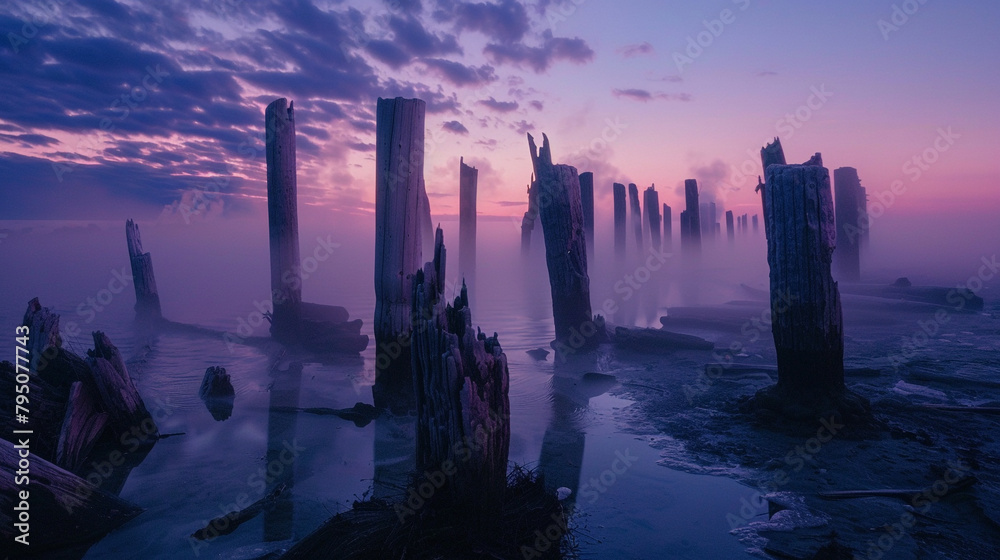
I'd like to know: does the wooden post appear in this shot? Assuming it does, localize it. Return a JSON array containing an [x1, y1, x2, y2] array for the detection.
[[527, 134, 597, 348], [411, 228, 510, 507], [752, 214, 759, 233], [833, 167, 862, 282], [125, 219, 161, 321], [663, 203, 672, 248], [756, 137, 787, 240], [520, 176, 538, 256], [265, 98, 302, 341], [684, 179, 701, 252], [579, 171, 595, 258], [643, 185, 661, 250], [613, 183, 627, 260], [726, 210, 735, 242], [628, 183, 643, 254], [459, 157, 478, 287], [374, 97, 429, 393], [764, 155, 845, 398]]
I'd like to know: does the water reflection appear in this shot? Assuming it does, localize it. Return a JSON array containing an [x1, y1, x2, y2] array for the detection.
[[264, 359, 302, 542]]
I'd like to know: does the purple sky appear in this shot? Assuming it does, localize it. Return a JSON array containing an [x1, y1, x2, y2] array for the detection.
[[0, 0, 997, 224]]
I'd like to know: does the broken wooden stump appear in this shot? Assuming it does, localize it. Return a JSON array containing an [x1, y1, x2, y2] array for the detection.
[[613, 182, 627, 260], [56, 381, 109, 473], [833, 167, 864, 282], [86, 331, 158, 446], [628, 182, 643, 254], [663, 203, 672, 248], [459, 157, 478, 289], [200, 366, 235, 421], [579, 171, 595, 258], [265, 98, 302, 342], [528, 134, 599, 350], [411, 228, 511, 508], [125, 219, 162, 322], [683, 179, 701, 253], [756, 137, 787, 240], [644, 185, 661, 250], [374, 97, 431, 406], [0, 437, 144, 554], [520, 176, 538, 256], [752, 214, 759, 233], [726, 210, 735, 243]]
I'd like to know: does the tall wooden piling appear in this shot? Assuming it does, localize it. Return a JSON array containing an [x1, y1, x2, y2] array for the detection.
[[459, 157, 478, 287], [833, 167, 863, 282], [752, 214, 759, 233], [725, 210, 735, 242], [528, 134, 596, 348], [763, 154, 844, 398], [613, 183, 627, 260], [124, 219, 161, 322], [756, 138, 787, 240], [663, 204, 672, 247], [643, 185, 661, 250], [374, 97, 429, 396], [628, 183, 643, 254], [684, 179, 701, 252], [265, 98, 302, 341], [520, 177, 538, 256], [411, 228, 511, 507], [579, 172, 595, 258]]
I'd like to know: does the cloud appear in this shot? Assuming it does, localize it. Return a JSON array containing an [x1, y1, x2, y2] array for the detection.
[[612, 88, 692, 102], [529, 100, 543, 110], [756, 70, 779, 77], [619, 42, 654, 58], [443, 120, 469, 134], [689, 159, 731, 204], [449, 0, 530, 43], [421, 58, 497, 86], [477, 97, 519, 113], [510, 119, 534, 135], [484, 30, 594, 72]]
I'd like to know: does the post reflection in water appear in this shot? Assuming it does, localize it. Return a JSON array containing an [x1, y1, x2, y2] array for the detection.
[[264, 359, 303, 542]]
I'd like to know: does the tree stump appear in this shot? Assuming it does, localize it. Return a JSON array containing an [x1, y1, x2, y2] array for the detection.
[[764, 155, 845, 399], [411, 228, 510, 507], [527, 134, 597, 349], [125, 219, 162, 322], [265, 98, 302, 341], [374, 97, 430, 401]]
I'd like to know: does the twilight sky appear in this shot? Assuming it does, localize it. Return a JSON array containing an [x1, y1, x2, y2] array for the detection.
[[1, 0, 997, 223]]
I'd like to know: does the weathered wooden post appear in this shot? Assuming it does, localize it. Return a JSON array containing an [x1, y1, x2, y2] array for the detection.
[[725, 211, 735, 243], [833, 167, 862, 282], [756, 137, 787, 240], [459, 157, 478, 287], [684, 179, 701, 252], [579, 171, 595, 258], [374, 97, 430, 402], [752, 214, 759, 233], [763, 154, 845, 400], [643, 185, 661, 250], [411, 228, 510, 507], [528, 134, 598, 349], [265, 98, 302, 341], [520, 177, 538, 256], [663, 203, 672, 248], [125, 219, 162, 322], [613, 182, 627, 260], [628, 183, 643, 254]]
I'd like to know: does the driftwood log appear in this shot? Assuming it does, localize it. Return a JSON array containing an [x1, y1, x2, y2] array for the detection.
[[579, 171, 595, 258], [527, 134, 598, 349], [125, 219, 162, 322], [265, 98, 302, 341], [411, 228, 511, 506]]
